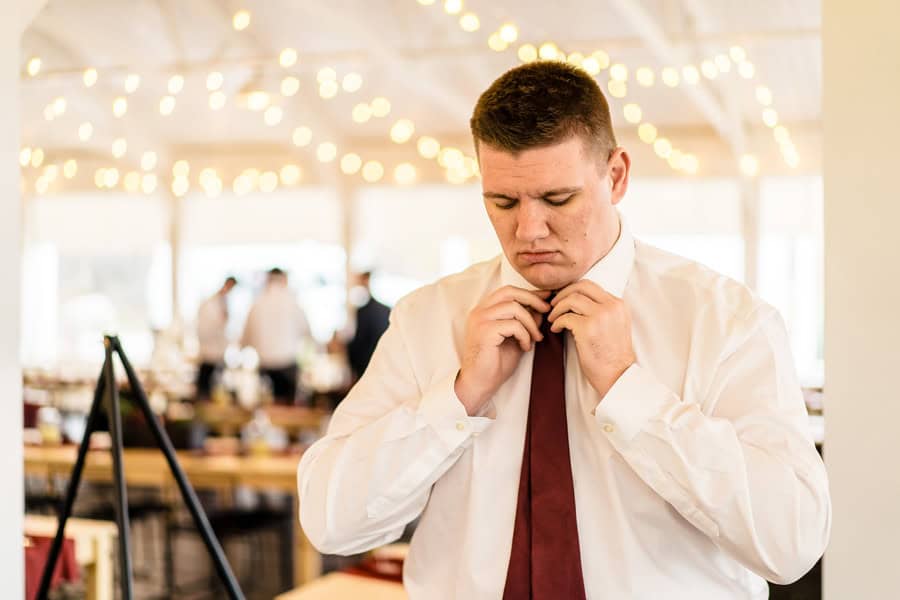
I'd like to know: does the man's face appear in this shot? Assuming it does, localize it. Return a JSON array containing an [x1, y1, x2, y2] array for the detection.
[[479, 136, 628, 290]]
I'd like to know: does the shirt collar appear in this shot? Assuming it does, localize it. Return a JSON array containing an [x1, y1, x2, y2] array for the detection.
[[498, 211, 635, 298]]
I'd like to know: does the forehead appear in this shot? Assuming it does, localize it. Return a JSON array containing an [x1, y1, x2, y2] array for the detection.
[[478, 137, 595, 193]]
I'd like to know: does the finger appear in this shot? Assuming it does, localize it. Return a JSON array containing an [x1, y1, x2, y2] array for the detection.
[[492, 320, 533, 352], [552, 280, 614, 306], [550, 312, 583, 335], [487, 286, 552, 313], [548, 293, 596, 323], [482, 301, 543, 342]]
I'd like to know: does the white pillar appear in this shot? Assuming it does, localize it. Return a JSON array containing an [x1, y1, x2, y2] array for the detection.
[[823, 1, 900, 597], [739, 178, 760, 290], [2, 2, 47, 592]]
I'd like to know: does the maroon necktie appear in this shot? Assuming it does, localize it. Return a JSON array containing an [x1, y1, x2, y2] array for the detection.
[[503, 317, 587, 600]]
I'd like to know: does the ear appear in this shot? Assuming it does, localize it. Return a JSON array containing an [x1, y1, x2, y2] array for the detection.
[[606, 147, 631, 206]]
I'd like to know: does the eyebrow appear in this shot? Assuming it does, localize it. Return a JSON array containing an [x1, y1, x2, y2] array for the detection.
[[482, 186, 582, 201]]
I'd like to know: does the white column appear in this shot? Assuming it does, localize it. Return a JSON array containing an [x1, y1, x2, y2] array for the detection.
[[2, 2, 47, 592], [823, 1, 900, 597], [739, 178, 761, 290]]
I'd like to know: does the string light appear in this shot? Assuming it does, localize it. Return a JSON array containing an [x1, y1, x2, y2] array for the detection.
[[636, 67, 655, 87], [113, 97, 128, 118], [168, 75, 185, 95], [233, 10, 251, 31], [488, 33, 507, 52], [141, 173, 158, 194], [19, 148, 32, 167], [638, 123, 658, 144], [111, 138, 127, 158], [739, 154, 759, 177], [172, 176, 190, 197], [390, 119, 416, 143], [83, 68, 98, 87], [443, 0, 463, 15], [259, 171, 278, 192], [714, 54, 731, 73], [292, 126, 313, 147], [661, 67, 679, 87], [762, 108, 778, 128], [27, 57, 42, 77], [63, 159, 77, 179], [653, 138, 672, 159], [459, 13, 480, 32], [755, 86, 773, 106], [316, 142, 338, 163], [264, 106, 283, 126], [518, 44, 538, 63], [623, 104, 642, 124], [317, 67, 337, 83], [700, 60, 718, 79], [729, 46, 747, 63], [342, 73, 363, 93], [53, 97, 67, 116], [172, 160, 190, 178], [499, 23, 518, 43], [124, 171, 141, 193], [246, 91, 269, 111], [319, 80, 339, 99], [538, 42, 559, 61], [609, 64, 628, 82], [607, 80, 627, 98], [125, 74, 141, 94], [31, 149, 44, 168], [738, 61, 755, 79], [682, 65, 700, 85], [78, 122, 94, 141], [279, 48, 298, 68], [141, 151, 158, 171], [280, 164, 302, 186], [340, 153, 362, 175], [352, 103, 373, 123], [206, 72, 223, 91], [417, 136, 441, 159], [362, 160, 384, 183], [580, 56, 600, 74], [394, 163, 417, 185], [159, 95, 176, 115], [370, 97, 391, 118]]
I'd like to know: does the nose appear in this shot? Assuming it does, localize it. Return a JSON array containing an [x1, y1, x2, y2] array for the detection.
[[515, 198, 550, 243]]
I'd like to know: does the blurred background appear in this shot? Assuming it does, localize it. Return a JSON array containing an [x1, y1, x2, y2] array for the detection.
[[13, 0, 829, 598]]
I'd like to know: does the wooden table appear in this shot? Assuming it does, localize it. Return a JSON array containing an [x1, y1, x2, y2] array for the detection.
[[23, 445, 320, 588], [195, 404, 327, 436], [275, 573, 407, 600], [25, 514, 118, 600]]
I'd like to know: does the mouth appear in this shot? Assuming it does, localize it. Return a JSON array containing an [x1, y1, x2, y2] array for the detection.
[[517, 251, 559, 265]]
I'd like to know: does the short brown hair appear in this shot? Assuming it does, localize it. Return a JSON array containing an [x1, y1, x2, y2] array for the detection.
[[470, 61, 617, 158]]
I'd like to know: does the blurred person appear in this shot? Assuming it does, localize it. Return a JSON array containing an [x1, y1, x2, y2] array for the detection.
[[346, 271, 390, 381], [195, 276, 237, 398], [240, 268, 310, 404], [298, 62, 830, 598]]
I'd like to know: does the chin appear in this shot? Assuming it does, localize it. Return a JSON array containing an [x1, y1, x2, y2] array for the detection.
[[520, 264, 575, 291]]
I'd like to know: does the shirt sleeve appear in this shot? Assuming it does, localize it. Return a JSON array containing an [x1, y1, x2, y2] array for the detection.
[[593, 306, 831, 585], [297, 301, 493, 555]]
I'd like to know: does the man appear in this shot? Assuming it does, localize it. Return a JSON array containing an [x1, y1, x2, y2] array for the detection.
[[297, 62, 830, 598], [195, 276, 236, 398], [346, 271, 391, 381], [240, 268, 310, 404]]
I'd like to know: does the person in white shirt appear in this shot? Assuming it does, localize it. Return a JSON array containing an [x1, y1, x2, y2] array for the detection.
[[195, 276, 236, 398], [297, 62, 830, 599], [240, 268, 311, 404]]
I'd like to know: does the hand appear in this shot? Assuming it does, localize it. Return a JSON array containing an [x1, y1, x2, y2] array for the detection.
[[547, 280, 636, 399], [455, 286, 552, 416]]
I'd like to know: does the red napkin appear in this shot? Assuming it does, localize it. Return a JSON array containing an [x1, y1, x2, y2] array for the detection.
[[24, 536, 80, 600]]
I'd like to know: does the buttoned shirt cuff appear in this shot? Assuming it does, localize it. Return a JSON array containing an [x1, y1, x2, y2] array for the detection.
[[416, 372, 494, 451], [594, 363, 678, 444]]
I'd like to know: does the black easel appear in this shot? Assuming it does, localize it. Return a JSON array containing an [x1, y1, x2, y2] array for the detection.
[[36, 335, 245, 600]]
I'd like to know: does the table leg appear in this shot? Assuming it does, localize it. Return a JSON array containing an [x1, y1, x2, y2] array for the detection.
[[293, 494, 321, 586], [94, 534, 114, 600]]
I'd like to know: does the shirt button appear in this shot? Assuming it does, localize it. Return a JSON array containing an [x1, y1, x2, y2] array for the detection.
[[456, 421, 466, 431], [602, 424, 615, 434]]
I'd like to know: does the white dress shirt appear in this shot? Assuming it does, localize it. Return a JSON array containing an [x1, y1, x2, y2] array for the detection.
[[196, 294, 229, 362], [240, 284, 310, 368], [297, 217, 831, 600]]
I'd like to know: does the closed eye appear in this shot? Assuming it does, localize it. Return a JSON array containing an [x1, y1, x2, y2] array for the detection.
[[544, 194, 575, 206]]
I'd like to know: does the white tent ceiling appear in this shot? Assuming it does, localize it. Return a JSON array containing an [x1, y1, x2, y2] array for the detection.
[[18, 0, 822, 187]]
